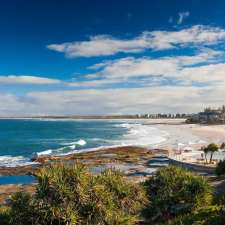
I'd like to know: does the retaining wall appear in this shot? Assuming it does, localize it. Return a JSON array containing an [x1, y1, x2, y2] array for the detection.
[[168, 157, 215, 174]]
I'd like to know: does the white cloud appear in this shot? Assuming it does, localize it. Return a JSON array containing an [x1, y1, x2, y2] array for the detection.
[[47, 25, 225, 57], [181, 63, 225, 84], [2, 25, 225, 116], [177, 11, 190, 24], [68, 78, 122, 87], [47, 34, 150, 57], [67, 48, 224, 87], [1, 85, 225, 116], [0, 75, 61, 85], [0, 48, 222, 89]]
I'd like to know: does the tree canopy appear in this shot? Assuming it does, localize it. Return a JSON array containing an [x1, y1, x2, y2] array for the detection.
[[143, 166, 212, 223], [7, 163, 147, 225]]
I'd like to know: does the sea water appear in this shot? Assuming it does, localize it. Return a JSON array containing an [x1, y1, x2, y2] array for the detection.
[[0, 119, 168, 167]]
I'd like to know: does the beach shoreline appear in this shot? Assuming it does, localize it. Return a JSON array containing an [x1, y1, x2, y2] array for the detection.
[[0, 146, 165, 176], [0, 146, 166, 205], [1, 119, 225, 174], [1, 120, 225, 205]]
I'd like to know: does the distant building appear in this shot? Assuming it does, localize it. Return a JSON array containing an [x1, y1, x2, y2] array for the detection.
[[188, 106, 225, 124]]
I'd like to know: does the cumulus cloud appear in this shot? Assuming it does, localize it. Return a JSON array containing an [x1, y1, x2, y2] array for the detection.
[[47, 25, 225, 57], [2, 25, 225, 116], [177, 11, 190, 24], [0, 75, 61, 85], [181, 63, 225, 84], [1, 85, 225, 116], [68, 48, 225, 87]]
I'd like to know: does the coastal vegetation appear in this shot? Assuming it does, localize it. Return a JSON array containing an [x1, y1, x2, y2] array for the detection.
[[221, 142, 225, 150], [143, 166, 212, 224], [167, 205, 225, 225], [216, 159, 225, 176], [1, 163, 147, 225], [1, 164, 222, 225], [202, 143, 219, 164]]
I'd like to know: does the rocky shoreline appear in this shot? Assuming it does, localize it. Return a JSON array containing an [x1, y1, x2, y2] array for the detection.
[[0, 146, 168, 176], [0, 146, 168, 205]]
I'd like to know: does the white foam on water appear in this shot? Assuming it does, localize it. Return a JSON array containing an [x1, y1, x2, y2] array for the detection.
[[61, 139, 87, 146], [76, 139, 86, 146], [35, 149, 52, 157], [69, 145, 76, 150], [3, 122, 169, 166], [57, 122, 169, 156], [0, 155, 39, 167], [35, 139, 85, 157], [35, 144, 77, 156], [115, 123, 168, 147]]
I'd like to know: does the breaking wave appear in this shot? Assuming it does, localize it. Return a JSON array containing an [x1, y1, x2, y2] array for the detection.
[[0, 155, 39, 167], [114, 123, 168, 147], [0, 122, 169, 167]]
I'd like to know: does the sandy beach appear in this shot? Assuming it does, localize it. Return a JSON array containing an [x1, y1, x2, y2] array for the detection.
[[191, 124, 225, 143], [141, 119, 225, 149], [1, 119, 225, 172]]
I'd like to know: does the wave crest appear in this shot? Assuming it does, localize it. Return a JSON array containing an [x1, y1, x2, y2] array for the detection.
[[0, 155, 38, 167]]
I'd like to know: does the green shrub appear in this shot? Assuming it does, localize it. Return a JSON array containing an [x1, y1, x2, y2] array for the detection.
[[143, 166, 213, 223], [168, 205, 225, 225], [221, 142, 225, 149], [216, 160, 225, 176], [8, 163, 147, 225], [213, 193, 225, 206], [0, 207, 10, 225]]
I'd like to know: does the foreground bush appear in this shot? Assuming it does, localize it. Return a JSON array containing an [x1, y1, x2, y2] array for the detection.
[[168, 205, 225, 225], [8, 163, 147, 225], [143, 166, 212, 223], [216, 159, 225, 176], [0, 207, 10, 225]]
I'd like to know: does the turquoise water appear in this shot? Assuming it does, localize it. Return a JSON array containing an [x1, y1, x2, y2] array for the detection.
[[0, 119, 169, 184], [0, 119, 128, 167], [0, 119, 169, 169], [0, 175, 35, 185]]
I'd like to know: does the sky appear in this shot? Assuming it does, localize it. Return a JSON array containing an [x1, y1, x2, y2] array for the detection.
[[1, 0, 225, 116]]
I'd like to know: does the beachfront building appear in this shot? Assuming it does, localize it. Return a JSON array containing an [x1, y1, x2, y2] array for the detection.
[[188, 106, 225, 124]]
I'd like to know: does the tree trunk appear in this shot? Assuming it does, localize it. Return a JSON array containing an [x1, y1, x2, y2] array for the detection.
[[210, 152, 214, 164], [204, 153, 208, 164]]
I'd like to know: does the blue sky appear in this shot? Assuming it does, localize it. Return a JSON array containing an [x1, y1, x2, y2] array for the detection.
[[1, 0, 225, 116]]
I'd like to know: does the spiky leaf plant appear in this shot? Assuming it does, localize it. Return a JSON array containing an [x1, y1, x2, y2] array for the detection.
[[8, 163, 147, 225]]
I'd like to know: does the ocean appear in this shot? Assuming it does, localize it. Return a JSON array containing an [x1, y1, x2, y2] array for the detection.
[[0, 119, 168, 167]]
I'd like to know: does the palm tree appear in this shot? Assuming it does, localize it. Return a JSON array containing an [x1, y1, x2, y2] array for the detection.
[[202, 146, 209, 164], [207, 143, 219, 164], [222, 105, 225, 113], [221, 142, 225, 150]]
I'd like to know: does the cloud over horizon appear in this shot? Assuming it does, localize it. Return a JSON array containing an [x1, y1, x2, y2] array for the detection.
[[2, 25, 225, 116], [1, 85, 225, 116]]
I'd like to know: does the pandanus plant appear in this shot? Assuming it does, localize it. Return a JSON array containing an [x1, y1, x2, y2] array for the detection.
[[8, 163, 148, 225]]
